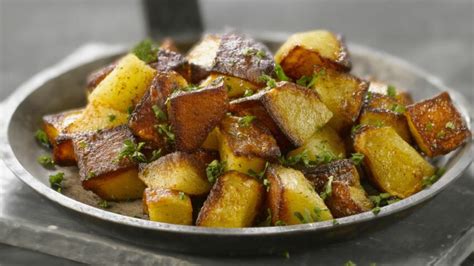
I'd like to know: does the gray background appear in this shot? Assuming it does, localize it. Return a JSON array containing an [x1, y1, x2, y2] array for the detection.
[[0, 0, 473, 265]]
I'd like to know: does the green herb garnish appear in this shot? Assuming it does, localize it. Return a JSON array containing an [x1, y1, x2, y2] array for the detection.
[[319, 175, 334, 200], [391, 104, 406, 114], [116, 140, 147, 163], [243, 89, 254, 97], [274, 63, 289, 81], [445, 121, 455, 130], [149, 149, 162, 162], [386, 85, 397, 97], [296, 69, 325, 88], [35, 129, 50, 148], [258, 74, 277, 88], [275, 220, 287, 226], [152, 105, 167, 121], [425, 122, 434, 131], [131, 39, 159, 63], [178, 192, 186, 200], [350, 153, 364, 165], [344, 260, 357, 266], [238, 115, 256, 127], [49, 172, 64, 192], [372, 206, 381, 215], [206, 160, 225, 184], [86, 171, 96, 180], [283, 251, 290, 259], [351, 124, 362, 135], [436, 130, 446, 139], [156, 124, 175, 144], [108, 114, 116, 122], [422, 167, 446, 188], [98, 200, 110, 209], [37, 155, 55, 168], [332, 219, 339, 225]]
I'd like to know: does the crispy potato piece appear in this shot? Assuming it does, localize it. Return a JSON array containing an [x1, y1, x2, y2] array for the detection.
[[310, 67, 369, 132], [72, 125, 145, 200], [42, 109, 83, 165], [262, 81, 333, 146], [275, 30, 351, 79], [368, 81, 413, 105], [153, 49, 191, 82], [86, 63, 116, 95], [266, 165, 333, 225], [212, 33, 274, 86], [365, 92, 407, 111], [354, 126, 435, 198], [88, 54, 156, 113], [196, 171, 264, 228], [405, 92, 471, 157], [200, 73, 261, 98], [302, 159, 373, 218], [138, 152, 211, 196], [359, 108, 413, 143], [201, 127, 219, 150], [288, 125, 346, 161], [217, 115, 281, 175], [128, 71, 188, 149], [186, 34, 221, 83], [65, 103, 128, 133], [143, 188, 193, 225], [168, 80, 229, 152]]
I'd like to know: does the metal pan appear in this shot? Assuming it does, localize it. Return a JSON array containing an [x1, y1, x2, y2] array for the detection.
[[1, 38, 472, 255]]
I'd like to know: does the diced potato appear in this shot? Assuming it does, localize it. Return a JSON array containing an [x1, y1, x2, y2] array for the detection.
[[65, 103, 128, 133], [275, 30, 351, 79], [217, 115, 281, 175], [365, 92, 406, 111], [196, 171, 264, 228], [266, 165, 333, 225], [359, 108, 412, 143], [72, 126, 145, 200], [128, 71, 188, 149], [353, 126, 435, 198], [143, 188, 193, 225], [405, 92, 471, 157], [42, 109, 83, 165], [86, 63, 116, 95], [288, 125, 346, 161], [310, 67, 369, 132], [261, 81, 333, 146], [168, 80, 229, 152], [88, 54, 156, 112], [368, 81, 413, 105], [201, 127, 219, 150], [186, 34, 221, 83], [302, 159, 373, 218], [138, 152, 211, 196], [154, 49, 191, 82], [212, 33, 274, 85], [200, 73, 261, 98]]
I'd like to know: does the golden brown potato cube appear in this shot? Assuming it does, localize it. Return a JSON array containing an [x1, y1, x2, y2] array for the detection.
[[365, 92, 407, 111], [65, 103, 128, 133], [196, 171, 264, 228], [129, 71, 188, 149], [217, 115, 281, 175], [310, 67, 369, 132], [275, 30, 351, 79], [86, 63, 116, 95], [368, 81, 413, 105], [288, 125, 346, 161], [186, 34, 221, 83], [354, 126, 435, 198], [138, 152, 211, 196], [42, 109, 83, 165], [143, 188, 193, 225], [302, 159, 373, 218], [405, 92, 471, 157], [200, 73, 261, 98], [262, 81, 333, 146], [168, 80, 229, 152], [266, 165, 333, 225], [212, 33, 274, 86], [201, 127, 219, 150], [72, 125, 145, 200], [359, 108, 413, 143], [153, 49, 191, 82]]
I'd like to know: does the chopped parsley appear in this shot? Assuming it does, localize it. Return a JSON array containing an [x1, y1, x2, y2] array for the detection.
[[182, 84, 200, 92], [243, 89, 254, 97], [425, 122, 434, 131], [37, 155, 55, 168], [259, 208, 272, 227], [283, 251, 290, 259], [332, 219, 339, 225], [280, 149, 337, 168], [372, 206, 381, 215], [391, 104, 406, 114], [149, 149, 162, 162], [366, 91, 373, 101], [422, 167, 446, 188], [436, 130, 446, 139], [369, 192, 400, 215], [35, 129, 50, 148], [242, 47, 266, 59], [116, 139, 147, 163], [274, 63, 289, 81], [131, 39, 159, 63], [256, 50, 266, 59], [86, 171, 96, 180], [350, 153, 365, 165], [374, 120, 385, 128], [156, 124, 175, 144], [351, 124, 362, 135], [49, 172, 64, 192], [445, 121, 455, 130], [127, 106, 134, 115], [319, 175, 334, 200], [296, 69, 325, 88], [275, 220, 287, 226], [344, 260, 357, 266], [152, 105, 167, 121], [248, 162, 269, 180], [98, 200, 110, 209], [206, 160, 225, 184], [386, 85, 397, 97], [178, 192, 186, 200], [258, 74, 277, 88], [78, 141, 87, 149], [238, 115, 256, 127]]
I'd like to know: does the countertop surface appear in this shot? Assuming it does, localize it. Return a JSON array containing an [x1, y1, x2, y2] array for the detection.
[[0, 0, 473, 265]]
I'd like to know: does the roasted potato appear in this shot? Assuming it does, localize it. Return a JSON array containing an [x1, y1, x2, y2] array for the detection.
[[287, 125, 346, 161], [200, 73, 261, 98], [72, 125, 145, 200], [186, 34, 221, 83], [368, 81, 413, 106], [405, 92, 471, 157], [212, 33, 274, 86], [65, 103, 128, 133], [42, 109, 83, 165], [275, 30, 351, 79], [302, 159, 373, 218], [86, 63, 116, 95], [88, 54, 156, 113], [310, 67, 369, 132], [143, 188, 193, 225], [266, 164, 333, 225], [168, 80, 229, 152], [153, 49, 191, 82], [196, 171, 264, 228], [138, 151, 212, 196], [262, 81, 333, 146], [359, 108, 413, 143], [217, 115, 281, 174], [353, 126, 435, 198], [201, 127, 219, 150], [128, 71, 188, 149]]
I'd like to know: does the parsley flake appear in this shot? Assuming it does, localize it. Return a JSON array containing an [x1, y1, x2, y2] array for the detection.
[[320, 175, 334, 200], [149, 149, 162, 162], [283, 251, 290, 259], [238, 115, 256, 127], [243, 89, 254, 97], [178, 192, 186, 200], [344, 260, 357, 266], [116, 140, 147, 163], [35, 129, 50, 148], [108, 114, 116, 122], [386, 85, 397, 97], [445, 121, 455, 130], [206, 160, 225, 184], [49, 172, 64, 192], [372, 206, 381, 215], [274, 63, 289, 81], [37, 155, 55, 168], [131, 39, 159, 63], [391, 104, 406, 114], [156, 124, 175, 144], [98, 200, 110, 209], [422, 167, 446, 188], [350, 153, 365, 165], [152, 105, 167, 121], [258, 74, 277, 88]]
